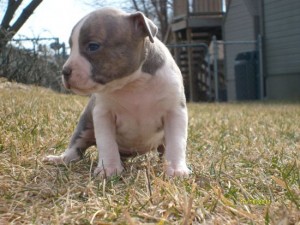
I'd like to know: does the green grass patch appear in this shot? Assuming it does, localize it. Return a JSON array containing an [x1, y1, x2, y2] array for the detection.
[[0, 81, 299, 224]]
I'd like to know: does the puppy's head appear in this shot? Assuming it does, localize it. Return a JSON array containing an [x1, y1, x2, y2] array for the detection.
[[62, 8, 158, 94]]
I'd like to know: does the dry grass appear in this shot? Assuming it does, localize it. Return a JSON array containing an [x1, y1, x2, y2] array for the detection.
[[0, 79, 299, 224]]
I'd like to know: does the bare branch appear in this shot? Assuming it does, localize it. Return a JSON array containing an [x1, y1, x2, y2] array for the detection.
[[131, 0, 140, 11], [1, 0, 23, 29], [9, 0, 43, 34], [141, 0, 149, 17]]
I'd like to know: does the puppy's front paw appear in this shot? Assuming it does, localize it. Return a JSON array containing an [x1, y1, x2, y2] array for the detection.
[[93, 164, 124, 178], [166, 164, 190, 177], [43, 154, 67, 165], [43, 148, 81, 165]]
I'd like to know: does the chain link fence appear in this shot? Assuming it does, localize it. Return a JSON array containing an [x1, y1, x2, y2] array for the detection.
[[167, 35, 264, 102], [213, 35, 264, 102]]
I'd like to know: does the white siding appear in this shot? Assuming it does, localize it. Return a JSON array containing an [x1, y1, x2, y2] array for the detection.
[[224, 0, 256, 101]]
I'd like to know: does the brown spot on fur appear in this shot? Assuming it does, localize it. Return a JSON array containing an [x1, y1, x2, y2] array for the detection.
[[180, 99, 186, 108], [156, 123, 164, 133]]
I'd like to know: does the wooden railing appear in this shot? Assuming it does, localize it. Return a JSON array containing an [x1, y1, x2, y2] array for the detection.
[[193, 0, 223, 13], [173, 0, 227, 18]]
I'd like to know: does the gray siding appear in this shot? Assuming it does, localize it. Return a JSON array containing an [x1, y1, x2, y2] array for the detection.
[[224, 0, 256, 101], [264, 0, 300, 99]]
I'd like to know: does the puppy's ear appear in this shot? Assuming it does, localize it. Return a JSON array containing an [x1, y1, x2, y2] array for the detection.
[[130, 12, 158, 43]]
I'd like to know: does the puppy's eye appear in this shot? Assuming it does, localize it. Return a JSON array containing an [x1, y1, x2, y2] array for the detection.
[[87, 42, 100, 52]]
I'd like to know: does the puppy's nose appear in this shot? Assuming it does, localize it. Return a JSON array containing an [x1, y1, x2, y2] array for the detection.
[[62, 67, 72, 79]]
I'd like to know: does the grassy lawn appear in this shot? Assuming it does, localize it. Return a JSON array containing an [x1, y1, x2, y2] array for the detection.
[[0, 81, 299, 224]]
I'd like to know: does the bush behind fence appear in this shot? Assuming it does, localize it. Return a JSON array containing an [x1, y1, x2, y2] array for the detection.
[[0, 41, 66, 93]]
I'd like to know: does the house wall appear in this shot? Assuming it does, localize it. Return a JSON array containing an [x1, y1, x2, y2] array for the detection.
[[263, 0, 300, 100], [223, 0, 256, 101]]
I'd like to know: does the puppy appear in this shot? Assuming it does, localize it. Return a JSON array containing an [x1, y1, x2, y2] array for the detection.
[[44, 8, 189, 177]]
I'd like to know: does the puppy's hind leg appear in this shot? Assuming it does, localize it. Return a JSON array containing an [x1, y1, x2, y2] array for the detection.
[[44, 97, 96, 165]]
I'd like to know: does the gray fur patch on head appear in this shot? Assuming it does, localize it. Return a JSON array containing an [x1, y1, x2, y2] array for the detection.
[[74, 7, 167, 84], [77, 9, 146, 84], [142, 39, 165, 75]]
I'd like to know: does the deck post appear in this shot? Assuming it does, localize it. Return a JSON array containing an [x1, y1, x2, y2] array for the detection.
[[213, 35, 219, 102]]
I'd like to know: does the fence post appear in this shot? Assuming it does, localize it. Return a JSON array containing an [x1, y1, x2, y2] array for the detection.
[[258, 34, 264, 100], [213, 35, 219, 102], [207, 53, 212, 101]]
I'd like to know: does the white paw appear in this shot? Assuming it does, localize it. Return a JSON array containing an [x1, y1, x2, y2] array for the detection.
[[43, 152, 80, 165], [166, 164, 190, 177], [43, 155, 66, 164], [93, 164, 124, 178], [43, 148, 82, 165]]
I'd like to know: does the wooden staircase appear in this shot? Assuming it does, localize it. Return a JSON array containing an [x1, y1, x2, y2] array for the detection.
[[170, 29, 224, 102], [169, 0, 228, 102]]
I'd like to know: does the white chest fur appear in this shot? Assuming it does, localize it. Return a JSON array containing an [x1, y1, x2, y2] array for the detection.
[[93, 67, 178, 154]]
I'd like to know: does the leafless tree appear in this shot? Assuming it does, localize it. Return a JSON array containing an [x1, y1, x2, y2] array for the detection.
[[0, 0, 43, 54]]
